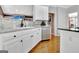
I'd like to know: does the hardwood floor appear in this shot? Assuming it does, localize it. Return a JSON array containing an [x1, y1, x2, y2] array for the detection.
[[30, 35, 60, 53], [48, 36, 60, 53]]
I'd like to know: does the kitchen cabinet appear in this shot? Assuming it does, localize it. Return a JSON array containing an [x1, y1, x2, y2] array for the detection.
[[3, 39, 23, 53], [33, 5, 48, 21], [59, 30, 79, 53], [1, 5, 33, 16], [23, 28, 42, 52], [0, 28, 42, 53], [30, 29, 42, 47], [22, 34, 33, 52], [2, 31, 26, 53], [60, 30, 71, 52], [42, 26, 51, 40]]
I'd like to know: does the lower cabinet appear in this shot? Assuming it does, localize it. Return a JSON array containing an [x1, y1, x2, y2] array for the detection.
[[60, 33, 72, 53], [22, 35, 33, 52], [70, 37, 79, 52], [22, 28, 42, 52], [60, 30, 79, 53], [42, 26, 50, 40], [2, 28, 42, 53], [3, 39, 23, 53]]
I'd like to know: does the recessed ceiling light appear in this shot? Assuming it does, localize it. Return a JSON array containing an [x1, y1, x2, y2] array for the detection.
[[15, 10, 18, 12]]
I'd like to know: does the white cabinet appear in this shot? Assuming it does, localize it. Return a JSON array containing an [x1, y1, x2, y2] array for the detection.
[[42, 26, 50, 40], [60, 31, 71, 52], [22, 28, 42, 52], [69, 37, 79, 52], [1, 5, 33, 16], [2, 32, 25, 53], [33, 5, 48, 21], [60, 30, 79, 53], [22, 34, 33, 52], [0, 28, 42, 53], [3, 39, 23, 53], [30, 28, 42, 47]]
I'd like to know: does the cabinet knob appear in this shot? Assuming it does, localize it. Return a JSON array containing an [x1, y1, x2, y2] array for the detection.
[[14, 35, 16, 37], [30, 35, 34, 38], [21, 40, 23, 42]]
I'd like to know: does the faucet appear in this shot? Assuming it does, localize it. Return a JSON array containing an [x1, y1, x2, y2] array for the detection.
[[20, 20, 24, 27]]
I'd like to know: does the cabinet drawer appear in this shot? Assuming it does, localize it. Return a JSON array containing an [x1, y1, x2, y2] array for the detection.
[[2, 30, 29, 42], [3, 39, 23, 53], [28, 31, 41, 39], [28, 28, 41, 40], [42, 27, 50, 34], [13, 30, 29, 37], [1, 32, 15, 42]]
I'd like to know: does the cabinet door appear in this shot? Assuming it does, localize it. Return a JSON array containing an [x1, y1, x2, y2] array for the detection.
[[33, 6, 42, 20], [31, 29, 42, 47], [3, 40, 23, 53], [42, 6, 48, 20], [61, 35, 79, 53], [22, 35, 33, 53], [33, 6, 48, 21], [42, 27, 50, 40], [69, 36, 79, 53], [60, 31, 72, 53], [60, 31, 79, 53], [22, 28, 42, 52]]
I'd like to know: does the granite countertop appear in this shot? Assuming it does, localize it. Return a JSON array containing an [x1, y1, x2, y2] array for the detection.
[[0, 27, 38, 34], [0, 26, 50, 34], [58, 28, 79, 32]]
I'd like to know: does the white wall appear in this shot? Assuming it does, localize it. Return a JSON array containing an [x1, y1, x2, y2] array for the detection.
[[67, 5, 79, 28], [49, 6, 68, 36], [49, 6, 58, 36], [57, 7, 68, 29], [57, 7, 68, 36]]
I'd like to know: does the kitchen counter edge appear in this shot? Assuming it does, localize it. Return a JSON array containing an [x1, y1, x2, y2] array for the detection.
[[58, 28, 79, 32]]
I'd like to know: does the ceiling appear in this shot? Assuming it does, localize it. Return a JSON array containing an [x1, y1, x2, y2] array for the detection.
[[49, 5, 73, 9], [56, 5, 73, 8]]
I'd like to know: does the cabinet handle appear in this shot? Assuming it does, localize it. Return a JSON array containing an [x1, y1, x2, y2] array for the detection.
[[21, 40, 23, 42], [14, 35, 16, 37], [30, 35, 34, 38]]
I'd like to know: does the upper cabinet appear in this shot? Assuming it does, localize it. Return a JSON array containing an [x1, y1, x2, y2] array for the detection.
[[1, 5, 33, 16], [33, 5, 48, 21], [0, 7, 3, 15], [1, 5, 48, 20]]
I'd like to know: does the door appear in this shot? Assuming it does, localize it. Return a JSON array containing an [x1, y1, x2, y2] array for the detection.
[[69, 36, 79, 52], [60, 31, 72, 53], [49, 13, 54, 35], [31, 29, 42, 47], [3, 40, 23, 53], [22, 34, 33, 53], [42, 27, 50, 40], [33, 6, 48, 20]]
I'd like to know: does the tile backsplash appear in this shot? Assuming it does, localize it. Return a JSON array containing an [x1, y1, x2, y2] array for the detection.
[[33, 20, 49, 26], [0, 16, 20, 30], [0, 16, 49, 31]]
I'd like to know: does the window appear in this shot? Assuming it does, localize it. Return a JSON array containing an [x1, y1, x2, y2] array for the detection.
[[68, 12, 78, 29]]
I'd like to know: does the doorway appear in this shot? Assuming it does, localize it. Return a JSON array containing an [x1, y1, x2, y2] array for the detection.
[[48, 13, 55, 36]]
